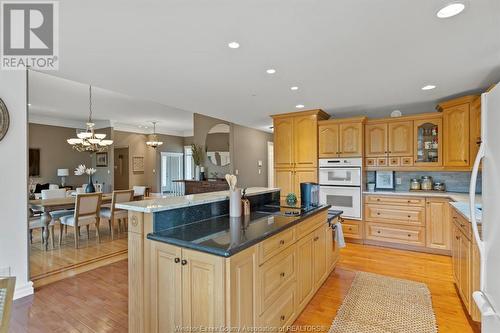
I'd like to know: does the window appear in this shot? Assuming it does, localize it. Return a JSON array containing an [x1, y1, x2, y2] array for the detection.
[[184, 145, 194, 180]]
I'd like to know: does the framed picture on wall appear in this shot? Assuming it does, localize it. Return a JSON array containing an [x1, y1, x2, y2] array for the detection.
[[96, 152, 108, 167], [375, 171, 395, 190], [132, 155, 145, 173]]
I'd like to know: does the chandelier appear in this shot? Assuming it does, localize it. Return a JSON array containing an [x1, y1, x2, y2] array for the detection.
[[146, 121, 163, 148], [67, 85, 113, 153]]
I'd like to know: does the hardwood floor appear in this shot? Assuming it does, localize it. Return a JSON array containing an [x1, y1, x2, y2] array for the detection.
[[30, 225, 128, 287], [11, 243, 480, 332]]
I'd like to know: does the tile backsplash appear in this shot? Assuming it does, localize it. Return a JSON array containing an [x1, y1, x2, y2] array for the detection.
[[366, 171, 482, 193]]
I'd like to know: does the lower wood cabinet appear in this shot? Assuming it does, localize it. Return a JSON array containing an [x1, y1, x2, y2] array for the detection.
[[341, 219, 363, 240], [147, 211, 339, 332], [425, 198, 451, 251], [451, 208, 481, 322]]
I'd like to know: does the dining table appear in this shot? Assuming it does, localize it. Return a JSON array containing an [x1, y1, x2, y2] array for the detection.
[[29, 193, 142, 250]]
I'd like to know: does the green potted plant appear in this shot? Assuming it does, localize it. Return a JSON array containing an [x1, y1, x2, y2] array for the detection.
[[191, 144, 204, 180]]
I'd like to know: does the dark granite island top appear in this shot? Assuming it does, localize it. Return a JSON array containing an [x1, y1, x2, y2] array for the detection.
[[147, 205, 342, 257]]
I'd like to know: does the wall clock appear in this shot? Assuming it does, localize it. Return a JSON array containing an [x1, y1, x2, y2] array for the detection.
[[0, 98, 9, 142]]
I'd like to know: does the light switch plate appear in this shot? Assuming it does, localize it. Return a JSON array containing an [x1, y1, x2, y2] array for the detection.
[[258, 160, 263, 167], [235, 169, 239, 175], [396, 177, 402, 185]]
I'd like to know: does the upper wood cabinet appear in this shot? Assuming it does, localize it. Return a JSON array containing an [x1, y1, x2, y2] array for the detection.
[[273, 110, 329, 169], [365, 123, 388, 157], [294, 114, 319, 168], [318, 124, 339, 158], [339, 122, 364, 157], [388, 121, 413, 157], [273, 117, 294, 168], [470, 97, 482, 163], [414, 117, 443, 167], [318, 117, 366, 158]]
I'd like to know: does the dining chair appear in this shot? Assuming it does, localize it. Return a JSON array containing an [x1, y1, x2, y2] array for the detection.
[[59, 193, 102, 248], [133, 186, 146, 198], [99, 189, 133, 240]]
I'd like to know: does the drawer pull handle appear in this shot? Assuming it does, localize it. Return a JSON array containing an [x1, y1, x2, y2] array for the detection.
[[456, 236, 460, 240], [377, 230, 381, 234], [407, 234, 411, 237], [280, 315, 285, 321], [408, 200, 411, 203], [460, 224, 465, 228], [314, 236, 319, 241], [348, 227, 352, 231], [280, 272, 285, 278], [407, 215, 411, 218], [174, 258, 180, 263], [377, 198, 380, 201], [181, 259, 188, 266], [279, 239, 285, 245], [377, 212, 381, 215]]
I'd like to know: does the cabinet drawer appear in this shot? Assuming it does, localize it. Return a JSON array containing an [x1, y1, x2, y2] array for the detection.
[[365, 204, 425, 226], [258, 287, 296, 330], [389, 157, 400, 167], [377, 158, 388, 166], [365, 158, 376, 167], [365, 195, 425, 207], [451, 209, 471, 240], [341, 220, 362, 239], [401, 157, 414, 166], [366, 222, 425, 246], [296, 211, 328, 239], [258, 227, 296, 264], [259, 245, 296, 314]]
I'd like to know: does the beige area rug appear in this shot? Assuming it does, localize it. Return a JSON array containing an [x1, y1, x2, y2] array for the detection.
[[330, 272, 438, 333]]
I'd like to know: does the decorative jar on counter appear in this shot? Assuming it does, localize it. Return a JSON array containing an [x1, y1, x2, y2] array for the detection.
[[421, 176, 434, 191], [410, 178, 421, 190]]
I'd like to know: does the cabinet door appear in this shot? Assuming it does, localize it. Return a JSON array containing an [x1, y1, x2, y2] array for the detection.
[[313, 227, 327, 289], [459, 233, 471, 311], [365, 123, 388, 157], [294, 115, 318, 168], [181, 248, 225, 329], [294, 168, 317, 198], [444, 104, 470, 167], [318, 124, 339, 158], [275, 169, 294, 199], [296, 233, 315, 311], [339, 122, 363, 157], [425, 198, 451, 251], [414, 118, 442, 166], [150, 241, 182, 333], [452, 224, 460, 285], [388, 121, 413, 157], [274, 118, 294, 168], [470, 97, 482, 166]]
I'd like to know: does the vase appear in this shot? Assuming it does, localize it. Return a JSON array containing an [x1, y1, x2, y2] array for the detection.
[[229, 188, 242, 217], [195, 165, 200, 180], [86, 175, 96, 193]]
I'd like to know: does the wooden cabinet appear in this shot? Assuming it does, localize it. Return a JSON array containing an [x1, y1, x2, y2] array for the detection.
[[365, 123, 387, 157], [451, 207, 481, 321], [388, 121, 413, 156], [414, 117, 442, 167], [318, 117, 366, 158], [341, 219, 363, 240], [312, 226, 327, 289], [318, 123, 339, 158], [149, 241, 225, 333], [296, 232, 315, 311], [443, 104, 470, 167], [425, 198, 451, 251], [470, 97, 482, 164], [273, 110, 329, 199], [339, 122, 364, 157]]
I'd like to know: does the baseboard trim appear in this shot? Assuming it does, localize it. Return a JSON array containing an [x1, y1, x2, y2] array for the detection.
[[14, 281, 34, 300]]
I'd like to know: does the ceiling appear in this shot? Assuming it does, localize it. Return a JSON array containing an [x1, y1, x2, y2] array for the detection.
[[41, 0, 500, 131], [28, 71, 194, 136]]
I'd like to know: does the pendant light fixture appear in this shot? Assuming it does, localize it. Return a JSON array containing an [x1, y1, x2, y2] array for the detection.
[[67, 85, 113, 153], [146, 121, 163, 149]]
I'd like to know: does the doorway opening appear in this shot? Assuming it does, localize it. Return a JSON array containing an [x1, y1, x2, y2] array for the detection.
[[114, 147, 129, 190], [161, 152, 184, 195]]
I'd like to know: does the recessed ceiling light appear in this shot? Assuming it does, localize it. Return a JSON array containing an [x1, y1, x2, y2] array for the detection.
[[266, 69, 276, 74], [290, 86, 299, 91], [421, 85, 436, 90], [227, 41, 240, 49], [437, 2, 465, 18], [296, 104, 305, 109]]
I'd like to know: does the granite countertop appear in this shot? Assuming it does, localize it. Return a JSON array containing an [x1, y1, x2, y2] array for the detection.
[[362, 190, 482, 204], [147, 205, 341, 257], [116, 187, 279, 213]]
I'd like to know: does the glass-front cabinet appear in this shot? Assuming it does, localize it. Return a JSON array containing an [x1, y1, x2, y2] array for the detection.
[[414, 117, 442, 166]]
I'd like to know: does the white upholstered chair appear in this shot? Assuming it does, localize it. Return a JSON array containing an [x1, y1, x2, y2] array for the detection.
[[133, 186, 146, 198], [99, 189, 134, 239], [48, 184, 60, 190], [59, 193, 102, 248]]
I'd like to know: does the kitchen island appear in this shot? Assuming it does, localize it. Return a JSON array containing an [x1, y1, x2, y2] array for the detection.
[[118, 188, 342, 333]]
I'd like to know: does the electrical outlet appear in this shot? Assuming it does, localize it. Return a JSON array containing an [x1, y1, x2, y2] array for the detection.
[[235, 169, 239, 175], [258, 160, 263, 167], [0, 266, 11, 277], [258, 169, 262, 174], [396, 177, 402, 185]]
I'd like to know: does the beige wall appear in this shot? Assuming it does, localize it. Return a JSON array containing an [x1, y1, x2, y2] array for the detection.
[[28, 123, 92, 186], [193, 113, 273, 187]]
